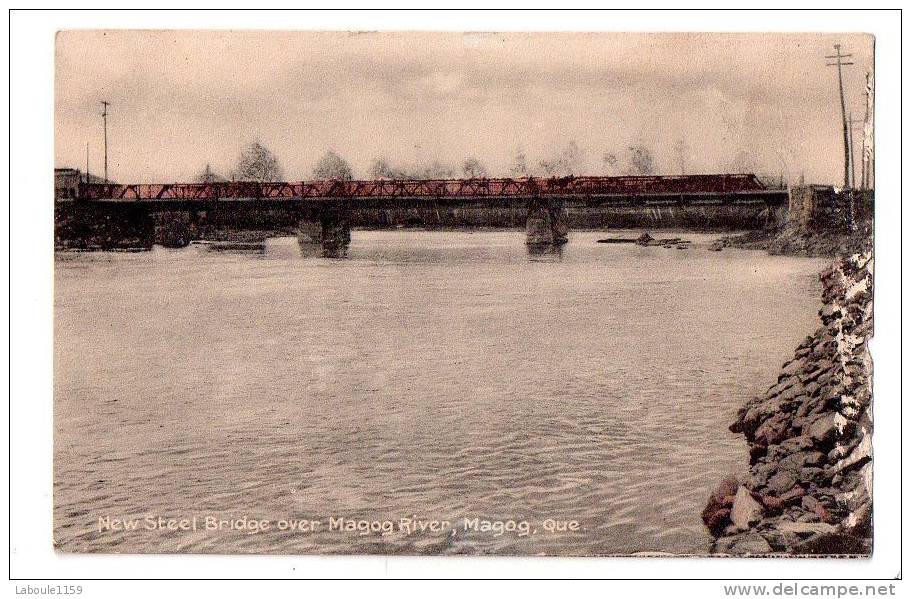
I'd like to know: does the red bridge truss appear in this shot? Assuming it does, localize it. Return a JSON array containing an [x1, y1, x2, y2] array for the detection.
[[74, 173, 769, 201]]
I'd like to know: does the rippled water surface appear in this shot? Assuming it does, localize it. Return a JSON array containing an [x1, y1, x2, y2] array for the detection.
[[54, 231, 826, 555]]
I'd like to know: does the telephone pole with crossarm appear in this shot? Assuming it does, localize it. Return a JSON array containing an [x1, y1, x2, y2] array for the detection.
[[826, 44, 854, 188]]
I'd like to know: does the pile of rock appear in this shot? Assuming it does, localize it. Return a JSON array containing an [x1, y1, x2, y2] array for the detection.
[[630, 231, 692, 249], [703, 250, 873, 555], [766, 218, 874, 258]]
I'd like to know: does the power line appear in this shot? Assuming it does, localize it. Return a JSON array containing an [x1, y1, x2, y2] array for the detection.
[[825, 44, 854, 188]]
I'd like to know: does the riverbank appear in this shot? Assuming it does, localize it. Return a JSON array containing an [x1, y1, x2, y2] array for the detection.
[[702, 248, 873, 555], [720, 186, 873, 258], [718, 218, 872, 258]]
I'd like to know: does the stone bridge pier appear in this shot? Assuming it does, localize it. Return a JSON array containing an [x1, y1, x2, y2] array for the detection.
[[296, 203, 352, 258], [153, 210, 198, 248], [526, 198, 569, 247]]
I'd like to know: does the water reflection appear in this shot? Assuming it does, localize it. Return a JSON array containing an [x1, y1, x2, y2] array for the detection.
[[320, 243, 349, 259], [297, 239, 350, 259], [526, 242, 564, 261], [205, 241, 266, 254]]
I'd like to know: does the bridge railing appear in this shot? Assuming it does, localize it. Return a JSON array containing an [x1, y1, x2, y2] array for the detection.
[[77, 174, 767, 201]]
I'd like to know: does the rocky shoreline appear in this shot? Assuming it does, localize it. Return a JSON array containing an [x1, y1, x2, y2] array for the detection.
[[702, 249, 873, 556]]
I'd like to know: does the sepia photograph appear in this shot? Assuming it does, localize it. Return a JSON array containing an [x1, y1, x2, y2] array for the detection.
[[12, 6, 911, 595], [7, 5, 906, 589], [49, 28, 878, 559]]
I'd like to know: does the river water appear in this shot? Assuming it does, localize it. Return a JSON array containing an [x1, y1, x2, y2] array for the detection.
[[54, 231, 826, 555]]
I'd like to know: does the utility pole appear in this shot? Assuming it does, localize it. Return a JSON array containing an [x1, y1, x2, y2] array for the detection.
[[85, 142, 90, 184], [862, 71, 874, 189], [860, 108, 867, 188], [826, 44, 853, 188], [847, 113, 860, 189], [100, 100, 110, 182]]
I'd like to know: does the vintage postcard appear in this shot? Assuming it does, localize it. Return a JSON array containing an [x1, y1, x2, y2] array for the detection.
[[53, 30, 874, 557]]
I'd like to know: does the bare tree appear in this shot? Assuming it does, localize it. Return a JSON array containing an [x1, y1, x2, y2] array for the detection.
[[369, 157, 395, 179], [233, 142, 284, 182], [626, 145, 654, 176], [419, 160, 455, 179], [313, 150, 353, 180], [538, 141, 584, 176], [601, 151, 619, 175], [461, 157, 488, 179], [194, 163, 227, 183], [561, 140, 583, 174], [368, 157, 458, 180], [537, 157, 561, 176], [510, 148, 529, 176]]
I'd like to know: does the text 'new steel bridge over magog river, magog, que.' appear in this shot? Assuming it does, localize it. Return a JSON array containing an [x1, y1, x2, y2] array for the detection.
[[55, 173, 788, 252]]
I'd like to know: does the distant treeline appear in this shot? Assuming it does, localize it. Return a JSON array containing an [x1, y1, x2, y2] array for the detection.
[[194, 141, 788, 185]]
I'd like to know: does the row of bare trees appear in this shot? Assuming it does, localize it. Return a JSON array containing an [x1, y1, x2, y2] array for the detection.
[[510, 142, 655, 177], [198, 140, 768, 183], [195, 143, 495, 183], [368, 157, 488, 180]]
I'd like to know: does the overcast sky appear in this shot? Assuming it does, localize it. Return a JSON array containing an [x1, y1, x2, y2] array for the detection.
[[55, 30, 873, 184]]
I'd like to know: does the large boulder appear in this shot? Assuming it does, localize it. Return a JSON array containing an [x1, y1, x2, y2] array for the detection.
[[702, 476, 739, 536], [766, 471, 797, 496], [753, 411, 792, 447], [729, 486, 764, 532], [803, 412, 845, 447]]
